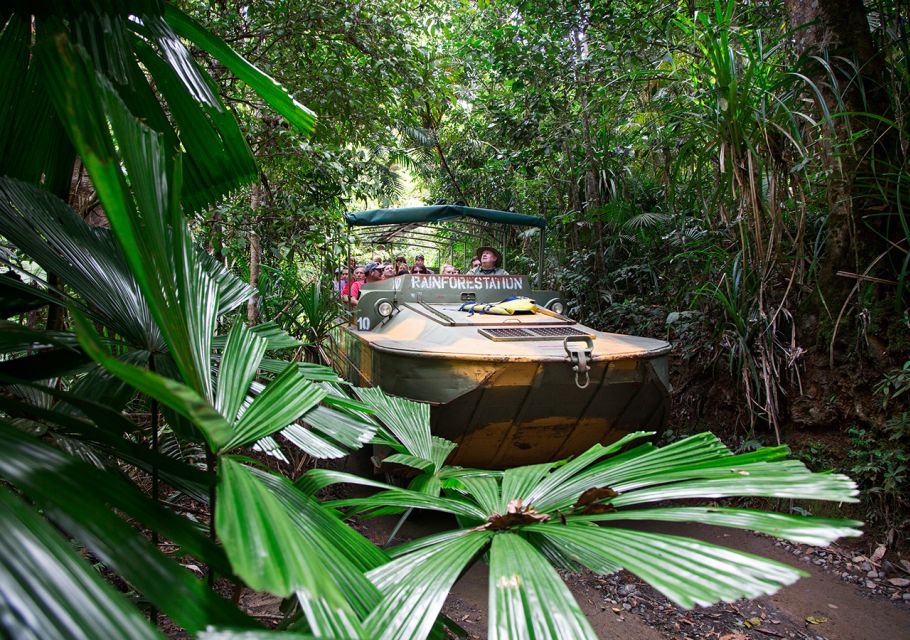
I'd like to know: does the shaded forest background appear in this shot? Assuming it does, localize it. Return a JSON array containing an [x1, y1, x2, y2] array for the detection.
[[156, 1, 908, 538]]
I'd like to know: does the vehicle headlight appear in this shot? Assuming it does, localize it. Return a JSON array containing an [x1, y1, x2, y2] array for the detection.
[[550, 301, 565, 315], [376, 299, 394, 317]]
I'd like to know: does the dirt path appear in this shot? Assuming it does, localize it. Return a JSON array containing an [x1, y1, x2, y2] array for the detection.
[[361, 512, 910, 640]]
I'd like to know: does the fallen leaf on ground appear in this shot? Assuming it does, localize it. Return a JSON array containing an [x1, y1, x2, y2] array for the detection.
[[805, 615, 828, 625], [743, 616, 762, 628], [871, 544, 887, 563]]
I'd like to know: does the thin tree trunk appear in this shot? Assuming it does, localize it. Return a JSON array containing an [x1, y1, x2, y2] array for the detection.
[[45, 273, 66, 330], [209, 208, 223, 263], [572, 15, 604, 299], [247, 184, 261, 326], [424, 101, 468, 204], [784, 0, 885, 321]]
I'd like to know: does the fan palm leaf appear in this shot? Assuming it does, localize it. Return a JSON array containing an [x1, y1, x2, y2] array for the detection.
[[0, 3, 315, 212], [0, 424, 250, 632], [0, 485, 164, 640], [301, 388, 862, 639]]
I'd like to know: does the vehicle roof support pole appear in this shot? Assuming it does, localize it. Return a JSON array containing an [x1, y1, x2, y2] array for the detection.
[[346, 223, 353, 322], [538, 226, 545, 288], [502, 225, 507, 271]]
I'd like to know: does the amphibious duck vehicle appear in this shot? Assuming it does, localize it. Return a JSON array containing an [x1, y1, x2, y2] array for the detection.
[[331, 205, 671, 468]]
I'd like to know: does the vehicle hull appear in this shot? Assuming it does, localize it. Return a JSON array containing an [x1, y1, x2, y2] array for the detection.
[[332, 314, 670, 468]]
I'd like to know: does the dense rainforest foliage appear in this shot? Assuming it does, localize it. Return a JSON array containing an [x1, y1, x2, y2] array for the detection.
[[0, 0, 904, 638], [185, 0, 909, 534]]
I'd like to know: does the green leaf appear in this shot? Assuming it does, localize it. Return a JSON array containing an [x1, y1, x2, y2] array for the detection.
[[37, 30, 219, 400], [198, 251, 256, 315], [524, 432, 652, 508], [329, 489, 488, 521], [0, 16, 31, 172], [281, 422, 348, 459], [365, 529, 493, 640], [0, 15, 74, 194], [500, 463, 554, 513], [0, 271, 55, 317], [300, 404, 377, 451], [279, 403, 377, 459], [354, 387, 435, 459], [384, 453, 435, 472], [488, 533, 596, 640], [65, 349, 150, 414], [610, 471, 858, 506], [386, 528, 479, 559], [217, 458, 348, 602], [456, 475, 502, 514], [297, 468, 401, 496], [570, 506, 862, 545], [164, 6, 317, 136], [102, 88, 218, 401], [0, 425, 249, 633], [219, 459, 369, 635], [0, 346, 89, 381], [0, 485, 163, 640], [532, 524, 807, 608], [129, 32, 257, 213], [215, 323, 267, 423], [258, 358, 340, 379], [0, 177, 160, 350], [249, 467, 387, 617], [224, 363, 327, 451], [71, 309, 234, 450], [0, 388, 209, 503], [212, 321, 303, 351]]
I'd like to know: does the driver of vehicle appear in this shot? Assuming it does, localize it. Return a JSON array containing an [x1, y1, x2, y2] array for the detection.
[[468, 247, 509, 276]]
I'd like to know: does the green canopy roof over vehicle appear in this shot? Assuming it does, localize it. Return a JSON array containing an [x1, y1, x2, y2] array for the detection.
[[345, 204, 547, 229]]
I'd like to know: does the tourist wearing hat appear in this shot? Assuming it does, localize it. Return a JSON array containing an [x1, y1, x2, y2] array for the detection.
[[468, 247, 509, 275], [350, 262, 383, 303]]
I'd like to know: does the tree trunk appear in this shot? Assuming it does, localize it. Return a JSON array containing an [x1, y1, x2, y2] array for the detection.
[[784, 0, 885, 323], [209, 208, 223, 263], [572, 17, 604, 301], [45, 273, 66, 330], [247, 184, 261, 326]]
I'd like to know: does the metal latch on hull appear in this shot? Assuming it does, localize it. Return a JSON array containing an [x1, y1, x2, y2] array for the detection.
[[564, 335, 594, 389]]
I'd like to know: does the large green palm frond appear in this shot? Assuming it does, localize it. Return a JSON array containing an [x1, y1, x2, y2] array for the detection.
[[73, 312, 376, 457], [0, 424, 251, 633], [0, 3, 314, 211], [0, 3, 386, 639], [301, 389, 862, 640], [0, 177, 161, 349], [1, 0, 350, 458], [0, 484, 165, 640]]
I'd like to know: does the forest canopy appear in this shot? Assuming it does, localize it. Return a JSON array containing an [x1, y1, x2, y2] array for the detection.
[[0, 0, 906, 638]]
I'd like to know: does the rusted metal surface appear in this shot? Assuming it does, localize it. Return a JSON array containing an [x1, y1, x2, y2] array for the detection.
[[332, 274, 671, 468]]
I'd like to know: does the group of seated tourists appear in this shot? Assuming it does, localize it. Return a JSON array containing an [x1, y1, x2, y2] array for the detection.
[[335, 246, 509, 303]]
